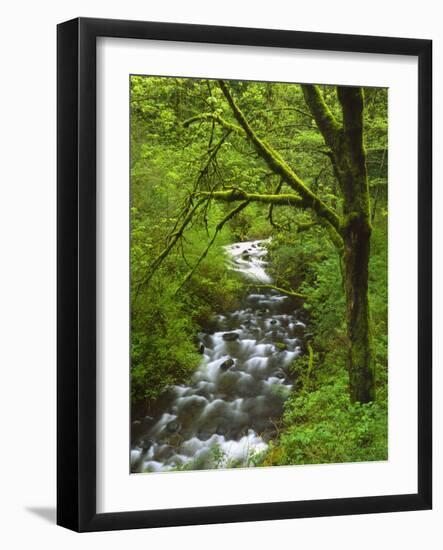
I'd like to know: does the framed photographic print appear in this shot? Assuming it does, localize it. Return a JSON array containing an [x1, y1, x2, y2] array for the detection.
[[57, 17, 432, 532]]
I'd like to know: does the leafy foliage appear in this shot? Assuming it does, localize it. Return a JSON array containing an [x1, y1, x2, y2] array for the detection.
[[130, 75, 388, 463], [261, 216, 388, 465]]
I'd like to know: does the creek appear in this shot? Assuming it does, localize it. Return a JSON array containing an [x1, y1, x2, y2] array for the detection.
[[131, 239, 306, 472]]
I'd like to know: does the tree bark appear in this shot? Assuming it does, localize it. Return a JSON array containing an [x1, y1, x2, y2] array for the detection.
[[303, 85, 376, 403], [342, 216, 375, 403], [337, 87, 376, 403]]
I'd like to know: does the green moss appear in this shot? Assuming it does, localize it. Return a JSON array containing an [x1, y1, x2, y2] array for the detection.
[[275, 342, 288, 352]]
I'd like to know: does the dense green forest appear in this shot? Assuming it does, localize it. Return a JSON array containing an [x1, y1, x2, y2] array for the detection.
[[130, 76, 388, 470]]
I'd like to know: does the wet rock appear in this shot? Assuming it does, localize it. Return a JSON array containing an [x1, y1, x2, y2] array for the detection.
[[178, 396, 208, 428], [243, 387, 260, 398], [198, 332, 213, 346], [166, 420, 181, 433], [242, 397, 260, 414], [180, 429, 195, 441], [270, 319, 278, 325], [230, 426, 248, 440], [222, 332, 239, 342], [205, 320, 219, 334], [220, 357, 235, 370], [218, 371, 241, 395], [156, 444, 174, 461], [216, 423, 228, 436], [165, 433, 183, 447], [132, 420, 141, 427], [141, 439, 153, 452], [142, 415, 154, 426], [198, 343, 205, 354], [253, 418, 274, 434]]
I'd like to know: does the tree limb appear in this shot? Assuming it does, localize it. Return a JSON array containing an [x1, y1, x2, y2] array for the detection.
[[296, 221, 318, 233], [217, 80, 341, 233], [301, 85, 342, 153], [198, 188, 307, 208]]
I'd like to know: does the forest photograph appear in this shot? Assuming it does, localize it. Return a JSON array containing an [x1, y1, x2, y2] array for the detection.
[[129, 75, 388, 474]]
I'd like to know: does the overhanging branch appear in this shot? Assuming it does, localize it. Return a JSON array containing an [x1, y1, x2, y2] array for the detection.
[[217, 80, 341, 233], [198, 189, 307, 208]]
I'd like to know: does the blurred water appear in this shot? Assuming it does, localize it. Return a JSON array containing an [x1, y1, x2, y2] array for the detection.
[[131, 239, 306, 473]]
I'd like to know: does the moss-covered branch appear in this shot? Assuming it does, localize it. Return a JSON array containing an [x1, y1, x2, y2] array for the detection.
[[217, 80, 341, 233], [183, 112, 242, 135], [301, 85, 343, 153], [296, 221, 318, 233], [198, 188, 307, 208]]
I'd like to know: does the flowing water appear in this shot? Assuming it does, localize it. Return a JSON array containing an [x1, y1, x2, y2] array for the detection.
[[131, 239, 307, 473]]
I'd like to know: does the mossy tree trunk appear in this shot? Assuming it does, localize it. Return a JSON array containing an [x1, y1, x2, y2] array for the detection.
[[303, 85, 375, 403], [342, 217, 374, 402], [338, 88, 375, 403]]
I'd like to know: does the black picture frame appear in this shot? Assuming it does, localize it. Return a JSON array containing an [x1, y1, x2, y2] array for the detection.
[[57, 17, 432, 532]]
